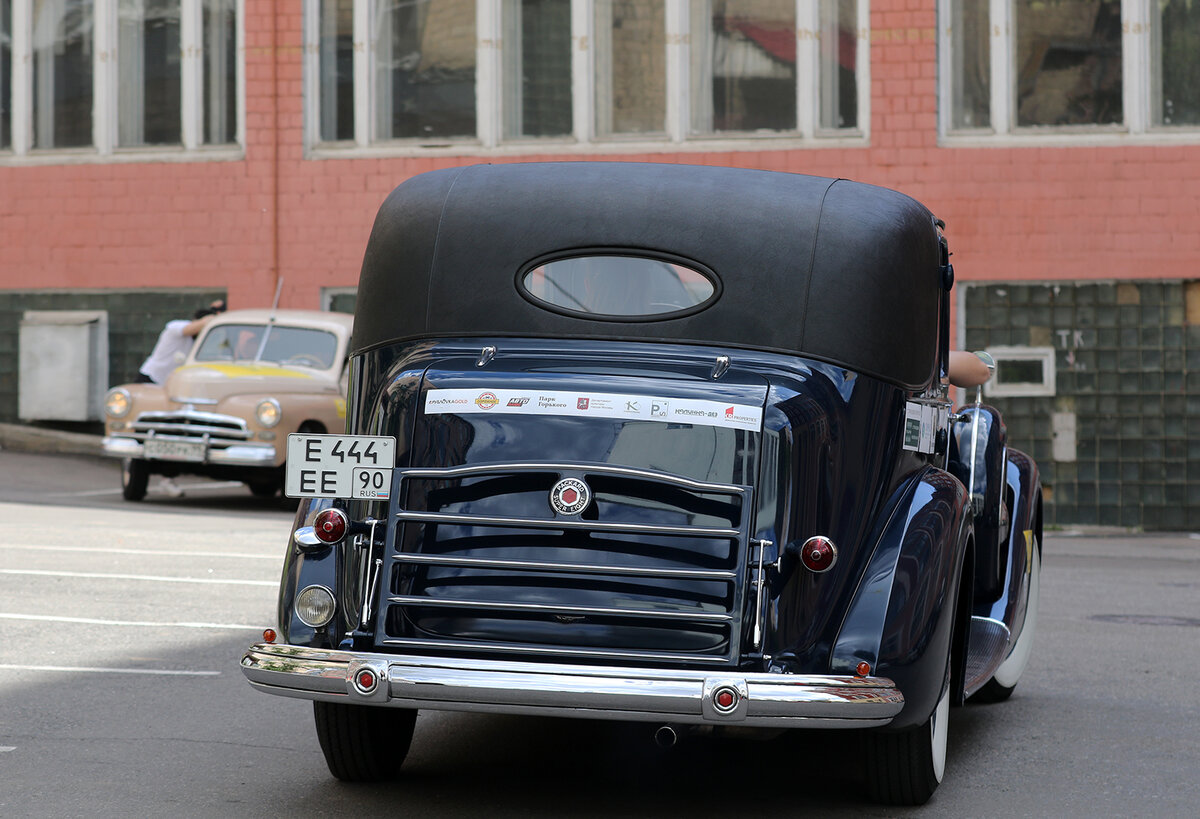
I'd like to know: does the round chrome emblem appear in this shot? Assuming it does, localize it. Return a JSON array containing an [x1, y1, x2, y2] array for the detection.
[[550, 477, 591, 516]]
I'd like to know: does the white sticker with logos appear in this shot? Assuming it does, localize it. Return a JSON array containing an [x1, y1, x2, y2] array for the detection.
[[285, 434, 396, 499], [902, 401, 939, 454], [423, 389, 763, 431]]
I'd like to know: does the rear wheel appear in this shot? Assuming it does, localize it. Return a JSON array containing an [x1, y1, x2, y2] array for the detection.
[[121, 458, 149, 501], [974, 538, 1041, 703], [862, 686, 949, 806], [312, 702, 416, 782]]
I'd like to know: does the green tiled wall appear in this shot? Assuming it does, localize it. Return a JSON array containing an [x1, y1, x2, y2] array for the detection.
[[0, 289, 226, 425], [963, 281, 1199, 531]]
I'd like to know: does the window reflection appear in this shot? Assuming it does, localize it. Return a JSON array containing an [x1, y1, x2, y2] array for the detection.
[[195, 324, 339, 369], [1016, 0, 1122, 127], [32, 0, 93, 149], [503, 0, 571, 138], [2, 0, 11, 150], [818, 0, 856, 130], [318, 0, 354, 141], [375, 0, 476, 140], [594, 0, 665, 137], [1156, 0, 1200, 126], [948, 0, 990, 130], [691, 0, 796, 134], [202, 0, 236, 144], [523, 255, 715, 318], [118, 0, 182, 147]]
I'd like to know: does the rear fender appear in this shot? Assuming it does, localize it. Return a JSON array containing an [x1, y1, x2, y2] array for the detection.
[[831, 467, 971, 728], [277, 498, 347, 648], [975, 448, 1042, 634]]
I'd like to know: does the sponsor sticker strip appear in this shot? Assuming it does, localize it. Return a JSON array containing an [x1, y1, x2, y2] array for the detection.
[[424, 389, 763, 431]]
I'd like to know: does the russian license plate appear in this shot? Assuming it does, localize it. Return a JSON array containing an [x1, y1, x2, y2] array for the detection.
[[144, 438, 206, 462], [285, 434, 396, 500]]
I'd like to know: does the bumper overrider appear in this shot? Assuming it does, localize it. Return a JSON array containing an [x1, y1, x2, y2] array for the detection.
[[241, 643, 905, 728]]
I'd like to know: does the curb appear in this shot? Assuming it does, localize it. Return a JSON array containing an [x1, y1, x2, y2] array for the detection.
[[0, 422, 105, 458]]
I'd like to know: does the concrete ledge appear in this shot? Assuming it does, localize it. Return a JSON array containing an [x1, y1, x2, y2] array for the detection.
[[0, 422, 105, 457]]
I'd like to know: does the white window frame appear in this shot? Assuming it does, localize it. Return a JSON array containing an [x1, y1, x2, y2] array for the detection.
[[938, 0, 1200, 146], [304, 0, 870, 156], [983, 346, 1056, 398], [1, 0, 244, 163]]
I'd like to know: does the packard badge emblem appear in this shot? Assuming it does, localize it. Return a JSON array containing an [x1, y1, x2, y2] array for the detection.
[[549, 477, 591, 516]]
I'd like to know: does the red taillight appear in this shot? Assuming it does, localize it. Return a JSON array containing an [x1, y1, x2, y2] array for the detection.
[[799, 536, 837, 573], [856, 661, 871, 678], [262, 628, 277, 643], [313, 508, 348, 543]]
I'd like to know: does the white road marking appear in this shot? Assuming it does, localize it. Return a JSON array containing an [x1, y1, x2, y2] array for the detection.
[[0, 569, 275, 587], [0, 612, 265, 631], [0, 746, 15, 752], [52, 481, 246, 498], [9, 544, 280, 560], [0, 663, 219, 677]]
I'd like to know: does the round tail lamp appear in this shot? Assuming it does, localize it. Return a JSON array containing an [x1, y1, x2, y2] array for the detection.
[[799, 536, 838, 573], [312, 508, 348, 544]]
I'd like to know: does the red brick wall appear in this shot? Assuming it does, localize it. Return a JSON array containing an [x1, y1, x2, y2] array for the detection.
[[3, 1, 1198, 314]]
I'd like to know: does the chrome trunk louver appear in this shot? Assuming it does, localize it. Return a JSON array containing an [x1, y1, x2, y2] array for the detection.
[[376, 462, 756, 667]]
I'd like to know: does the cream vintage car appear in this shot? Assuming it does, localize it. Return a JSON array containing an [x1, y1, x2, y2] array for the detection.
[[102, 308, 354, 500]]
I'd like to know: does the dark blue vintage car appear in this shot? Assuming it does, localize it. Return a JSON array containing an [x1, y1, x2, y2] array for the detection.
[[241, 162, 1041, 806]]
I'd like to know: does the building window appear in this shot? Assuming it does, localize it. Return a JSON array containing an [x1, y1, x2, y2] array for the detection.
[[940, 0, 1200, 139], [375, 0, 476, 140], [34, 0, 93, 149], [1, 0, 12, 151], [304, 0, 869, 151], [594, 0, 666, 137], [0, 0, 241, 158]]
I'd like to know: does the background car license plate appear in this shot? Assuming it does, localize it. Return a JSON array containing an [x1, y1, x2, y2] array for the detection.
[[144, 438, 206, 462]]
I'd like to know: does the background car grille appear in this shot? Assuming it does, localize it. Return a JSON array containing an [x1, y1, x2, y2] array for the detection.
[[128, 410, 252, 448], [375, 463, 756, 667]]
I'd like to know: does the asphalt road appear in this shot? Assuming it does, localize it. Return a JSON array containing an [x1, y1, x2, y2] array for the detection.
[[1, 449, 1198, 817]]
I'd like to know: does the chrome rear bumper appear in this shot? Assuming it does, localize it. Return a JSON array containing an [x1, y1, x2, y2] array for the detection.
[[241, 643, 904, 728]]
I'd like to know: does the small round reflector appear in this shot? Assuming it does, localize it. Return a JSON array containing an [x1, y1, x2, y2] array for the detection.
[[353, 668, 379, 695], [799, 536, 838, 573], [712, 685, 739, 714], [262, 628, 277, 643], [312, 508, 348, 544], [856, 662, 871, 678], [296, 585, 336, 628]]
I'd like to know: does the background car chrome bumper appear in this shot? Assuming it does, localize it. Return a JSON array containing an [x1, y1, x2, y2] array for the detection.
[[101, 436, 277, 466], [241, 643, 904, 728]]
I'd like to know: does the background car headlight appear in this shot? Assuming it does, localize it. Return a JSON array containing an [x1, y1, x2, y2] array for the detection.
[[296, 585, 336, 628], [105, 388, 132, 418], [255, 398, 281, 428]]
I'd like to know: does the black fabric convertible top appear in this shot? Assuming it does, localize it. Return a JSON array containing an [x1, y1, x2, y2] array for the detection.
[[352, 162, 945, 389]]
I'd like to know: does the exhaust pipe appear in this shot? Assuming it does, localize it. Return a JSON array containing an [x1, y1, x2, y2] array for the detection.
[[654, 725, 678, 749]]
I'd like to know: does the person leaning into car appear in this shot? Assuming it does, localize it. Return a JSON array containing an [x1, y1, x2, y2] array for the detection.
[[135, 299, 226, 384]]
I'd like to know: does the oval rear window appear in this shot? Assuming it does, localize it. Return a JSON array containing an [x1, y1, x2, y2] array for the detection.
[[520, 255, 717, 319]]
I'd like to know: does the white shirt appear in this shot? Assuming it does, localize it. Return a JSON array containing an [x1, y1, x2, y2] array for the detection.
[[139, 320, 195, 384]]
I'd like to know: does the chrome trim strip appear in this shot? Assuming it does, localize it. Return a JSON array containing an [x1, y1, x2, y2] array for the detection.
[[393, 553, 737, 581], [137, 408, 247, 426], [396, 510, 738, 538], [241, 644, 904, 728], [399, 462, 747, 495], [129, 426, 252, 440], [386, 596, 732, 622]]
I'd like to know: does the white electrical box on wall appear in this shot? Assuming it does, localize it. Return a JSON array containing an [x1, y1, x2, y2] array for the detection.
[[18, 311, 110, 422]]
